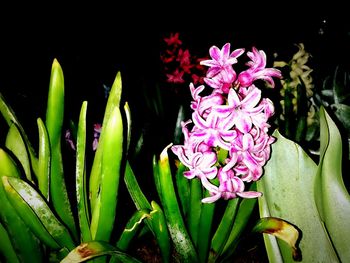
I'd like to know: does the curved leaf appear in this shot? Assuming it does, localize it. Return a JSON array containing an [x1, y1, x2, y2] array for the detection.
[[2, 176, 75, 251], [315, 106, 350, 261], [5, 122, 32, 181], [257, 130, 339, 262], [60, 241, 142, 263]]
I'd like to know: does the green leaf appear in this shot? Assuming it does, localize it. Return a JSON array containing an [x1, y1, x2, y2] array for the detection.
[[90, 106, 123, 241], [124, 162, 171, 262], [156, 144, 198, 262], [188, 178, 202, 247], [175, 162, 190, 218], [0, 222, 20, 263], [124, 160, 152, 210], [252, 217, 301, 261], [5, 122, 32, 181], [46, 59, 77, 240], [220, 192, 258, 261], [147, 201, 171, 263], [197, 191, 215, 263], [75, 101, 91, 242], [315, 106, 350, 262], [60, 241, 142, 263], [257, 130, 339, 262], [115, 209, 150, 252], [89, 72, 123, 213], [37, 118, 50, 200], [0, 158, 43, 263], [209, 198, 239, 262], [331, 103, 350, 132], [0, 92, 39, 177], [2, 176, 76, 251]]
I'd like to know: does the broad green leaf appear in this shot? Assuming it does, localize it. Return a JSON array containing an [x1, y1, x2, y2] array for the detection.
[[314, 106, 350, 262], [90, 107, 123, 241], [257, 130, 339, 262]]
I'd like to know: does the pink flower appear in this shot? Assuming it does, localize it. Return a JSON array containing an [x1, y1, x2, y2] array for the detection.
[[171, 42, 280, 203], [237, 47, 282, 88]]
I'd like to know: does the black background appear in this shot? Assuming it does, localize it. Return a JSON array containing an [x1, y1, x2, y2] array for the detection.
[[0, 5, 349, 152]]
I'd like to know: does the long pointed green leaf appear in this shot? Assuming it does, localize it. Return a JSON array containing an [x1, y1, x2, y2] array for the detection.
[[60, 241, 142, 263], [175, 162, 190, 218], [257, 130, 339, 262], [124, 160, 152, 210], [220, 194, 257, 261], [315, 106, 350, 261], [89, 72, 122, 213], [37, 117, 50, 200], [0, 180, 43, 263], [76, 101, 91, 242], [188, 178, 202, 247], [156, 144, 198, 262], [209, 198, 239, 262], [0, 92, 39, 176], [5, 122, 32, 181], [2, 176, 76, 251], [0, 150, 43, 262], [90, 106, 123, 241], [197, 190, 215, 263], [46, 59, 77, 240], [124, 161, 171, 262]]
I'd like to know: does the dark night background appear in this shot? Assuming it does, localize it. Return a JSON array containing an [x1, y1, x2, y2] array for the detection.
[[1, 9, 349, 133]]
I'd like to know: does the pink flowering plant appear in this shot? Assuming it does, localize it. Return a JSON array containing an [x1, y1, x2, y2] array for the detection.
[[151, 39, 350, 263], [146, 41, 304, 263], [171, 43, 280, 203]]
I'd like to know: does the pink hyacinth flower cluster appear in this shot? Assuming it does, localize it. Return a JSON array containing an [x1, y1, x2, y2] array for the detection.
[[171, 43, 281, 203]]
